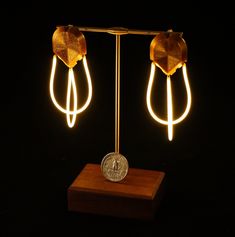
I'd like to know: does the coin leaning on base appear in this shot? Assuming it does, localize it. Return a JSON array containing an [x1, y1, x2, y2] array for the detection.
[[101, 152, 129, 182]]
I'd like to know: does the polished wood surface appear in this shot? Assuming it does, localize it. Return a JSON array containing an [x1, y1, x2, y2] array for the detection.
[[68, 163, 165, 219]]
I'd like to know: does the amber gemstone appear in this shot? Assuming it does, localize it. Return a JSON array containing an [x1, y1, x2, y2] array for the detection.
[[150, 32, 187, 76], [52, 25, 87, 68]]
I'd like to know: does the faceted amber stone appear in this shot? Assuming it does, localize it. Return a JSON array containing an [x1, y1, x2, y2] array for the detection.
[[52, 25, 86, 68], [150, 32, 187, 76]]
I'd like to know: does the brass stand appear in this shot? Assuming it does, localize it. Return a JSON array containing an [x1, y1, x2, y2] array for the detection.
[[67, 26, 169, 218]]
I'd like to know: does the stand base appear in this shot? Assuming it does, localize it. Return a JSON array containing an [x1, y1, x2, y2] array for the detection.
[[67, 163, 165, 220]]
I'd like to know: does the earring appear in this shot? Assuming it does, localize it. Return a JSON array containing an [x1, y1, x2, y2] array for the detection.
[[49, 25, 92, 128], [146, 31, 191, 140]]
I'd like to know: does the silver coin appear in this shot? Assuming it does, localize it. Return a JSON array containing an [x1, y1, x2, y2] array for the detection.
[[101, 152, 129, 182]]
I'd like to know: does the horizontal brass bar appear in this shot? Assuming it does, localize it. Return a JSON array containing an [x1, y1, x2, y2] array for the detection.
[[76, 26, 183, 36]]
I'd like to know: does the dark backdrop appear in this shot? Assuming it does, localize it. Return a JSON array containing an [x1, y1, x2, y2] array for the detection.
[[2, 3, 235, 236]]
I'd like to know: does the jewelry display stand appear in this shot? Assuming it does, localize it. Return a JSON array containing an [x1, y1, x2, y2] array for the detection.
[[50, 26, 190, 219]]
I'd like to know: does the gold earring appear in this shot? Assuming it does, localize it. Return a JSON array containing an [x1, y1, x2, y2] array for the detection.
[[49, 25, 92, 128], [146, 31, 191, 140]]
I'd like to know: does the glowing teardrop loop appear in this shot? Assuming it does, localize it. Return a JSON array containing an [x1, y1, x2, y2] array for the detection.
[[50, 55, 92, 116], [146, 62, 191, 140], [66, 68, 78, 127]]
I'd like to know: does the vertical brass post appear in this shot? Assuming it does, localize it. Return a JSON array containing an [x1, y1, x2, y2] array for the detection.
[[115, 34, 120, 153]]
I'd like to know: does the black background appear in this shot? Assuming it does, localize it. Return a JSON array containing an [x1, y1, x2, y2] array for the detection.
[[1, 3, 235, 236]]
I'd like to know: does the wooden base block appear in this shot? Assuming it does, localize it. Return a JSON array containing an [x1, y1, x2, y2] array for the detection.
[[67, 163, 165, 220]]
